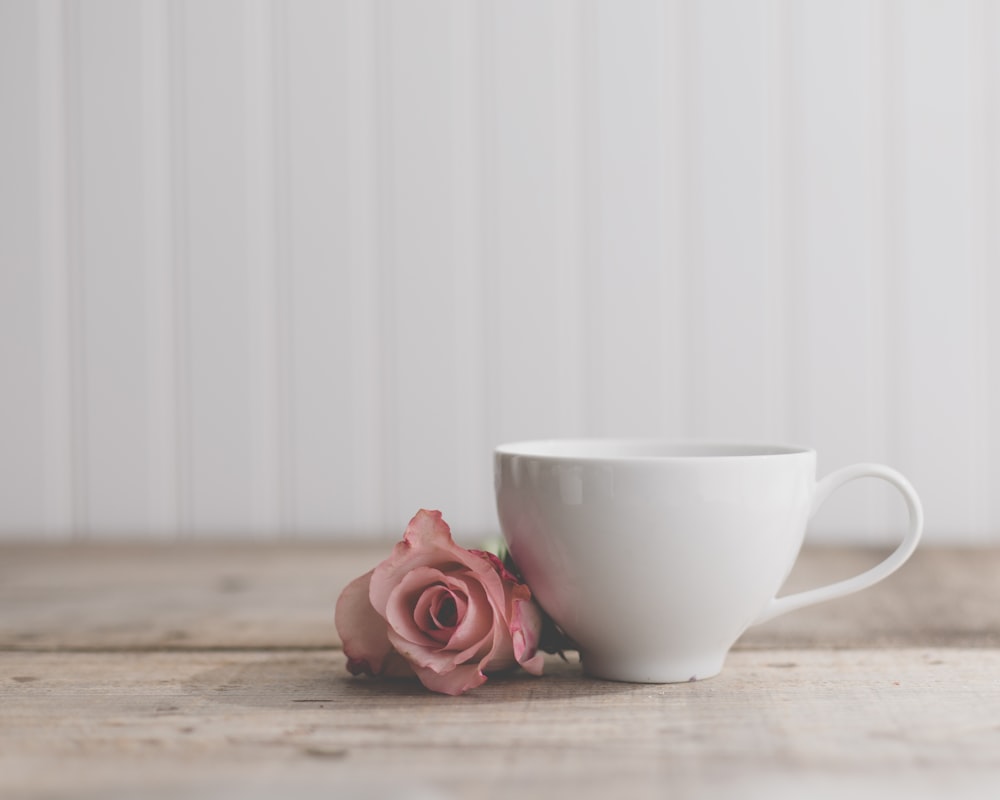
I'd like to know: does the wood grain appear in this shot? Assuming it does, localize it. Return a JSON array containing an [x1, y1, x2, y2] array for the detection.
[[3, 648, 1000, 800], [0, 542, 371, 650], [3, 544, 1000, 798], [2, 544, 998, 651]]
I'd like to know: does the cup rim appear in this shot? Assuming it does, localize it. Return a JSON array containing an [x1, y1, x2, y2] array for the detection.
[[494, 438, 815, 461]]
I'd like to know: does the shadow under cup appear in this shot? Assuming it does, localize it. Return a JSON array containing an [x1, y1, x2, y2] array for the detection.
[[494, 439, 923, 684]]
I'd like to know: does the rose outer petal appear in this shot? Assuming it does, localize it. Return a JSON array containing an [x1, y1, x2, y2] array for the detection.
[[411, 661, 488, 696], [511, 592, 545, 676], [334, 570, 396, 676]]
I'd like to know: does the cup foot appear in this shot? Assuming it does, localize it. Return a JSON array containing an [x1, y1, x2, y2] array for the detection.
[[581, 653, 726, 684]]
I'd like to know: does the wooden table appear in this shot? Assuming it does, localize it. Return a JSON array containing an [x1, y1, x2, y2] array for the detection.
[[2, 543, 999, 799]]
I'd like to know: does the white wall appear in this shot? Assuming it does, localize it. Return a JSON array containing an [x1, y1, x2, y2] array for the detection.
[[1, 0, 997, 544]]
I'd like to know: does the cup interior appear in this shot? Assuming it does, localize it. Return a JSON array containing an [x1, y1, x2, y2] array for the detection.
[[495, 439, 810, 460]]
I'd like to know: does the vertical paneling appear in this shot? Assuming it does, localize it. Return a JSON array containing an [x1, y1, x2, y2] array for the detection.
[[0, 2, 45, 532], [62, 0, 88, 535], [2, 0, 999, 543], [176, 0, 260, 536], [284, 0, 383, 536], [550, 0, 587, 439], [284, 0, 354, 535], [587, 0, 680, 436], [893, 0, 984, 537], [75, 1, 151, 536], [966, 0, 991, 544], [486, 0, 579, 445], [244, 0, 283, 534], [381, 0, 472, 533], [789, 1, 892, 541], [986, 0, 1000, 542], [687, 0, 788, 441], [449, 0, 490, 535], [167, 0, 192, 535], [271, 0, 295, 537], [345, 0, 385, 535], [967, 0, 994, 545], [661, 0, 692, 436], [141, 0, 178, 536], [36, 0, 75, 537], [285, 2, 342, 531]]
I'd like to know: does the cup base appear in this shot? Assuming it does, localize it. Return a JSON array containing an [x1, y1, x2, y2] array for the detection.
[[581, 653, 726, 684]]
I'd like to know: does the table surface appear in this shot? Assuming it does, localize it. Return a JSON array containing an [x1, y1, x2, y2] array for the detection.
[[2, 542, 999, 799]]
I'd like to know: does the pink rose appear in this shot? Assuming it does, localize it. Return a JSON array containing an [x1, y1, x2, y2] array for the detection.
[[335, 509, 545, 695]]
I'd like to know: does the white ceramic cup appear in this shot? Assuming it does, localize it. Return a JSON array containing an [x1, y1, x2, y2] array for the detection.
[[494, 440, 923, 683]]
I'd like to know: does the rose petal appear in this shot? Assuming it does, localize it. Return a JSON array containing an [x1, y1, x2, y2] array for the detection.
[[385, 575, 497, 681], [356, 509, 543, 695], [476, 549, 544, 677], [413, 585, 465, 644], [383, 567, 496, 672], [369, 510, 508, 621], [479, 612, 516, 674], [379, 650, 417, 679], [334, 570, 396, 676], [470, 549, 521, 584], [410, 662, 488, 696], [384, 567, 454, 648], [476, 573, 523, 675], [429, 587, 464, 630], [386, 614, 493, 676], [402, 508, 457, 550], [511, 592, 545, 676], [438, 574, 493, 653]]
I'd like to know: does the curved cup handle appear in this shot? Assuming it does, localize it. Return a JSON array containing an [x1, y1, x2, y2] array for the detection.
[[754, 463, 924, 626]]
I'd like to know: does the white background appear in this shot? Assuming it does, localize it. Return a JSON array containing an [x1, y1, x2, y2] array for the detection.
[[1, 0, 997, 544]]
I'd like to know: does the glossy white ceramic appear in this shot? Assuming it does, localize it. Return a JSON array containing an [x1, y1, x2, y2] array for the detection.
[[494, 440, 923, 683]]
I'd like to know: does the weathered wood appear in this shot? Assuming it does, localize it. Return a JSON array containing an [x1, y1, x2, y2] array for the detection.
[[4, 544, 1000, 798], [3, 648, 1000, 799], [0, 542, 374, 651], [743, 545, 1000, 649], [1, 544, 999, 651]]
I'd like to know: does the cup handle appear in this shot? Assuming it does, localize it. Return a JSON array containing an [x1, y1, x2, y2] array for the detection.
[[753, 463, 924, 626]]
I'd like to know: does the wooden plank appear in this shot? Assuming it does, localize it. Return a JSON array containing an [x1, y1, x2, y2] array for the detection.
[[0, 542, 369, 651], [744, 545, 1000, 649], [2, 648, 999, 799], [1, 545, 999, 652]]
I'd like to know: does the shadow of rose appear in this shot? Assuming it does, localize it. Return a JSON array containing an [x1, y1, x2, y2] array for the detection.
[[183, 650, 646, 709]]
